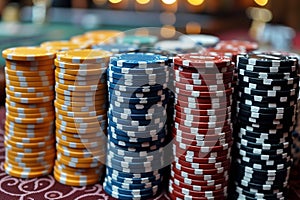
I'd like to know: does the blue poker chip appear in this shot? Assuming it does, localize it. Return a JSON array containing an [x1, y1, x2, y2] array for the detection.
[[108, 127, 167, 143], [105, 176, 162, 190], [108, 82, 168, 93], [109, 102, 168, 115], [110, 53, 169, 68], [107, 140, 165, 153], [108, 66, 169, 80], [106, 166, 166, 179], [109, 125, 167, 138], [103, 181, 160, 199], [109, 64, 169, 75], [108, 119, 165, 132], [108, 76, 169, 86], [108, 114, 166, 126], [107, 150, 165, 163], [108, 88, 167, 98], [108, 107, 167, 121], [109, 93, 167, 105], [92, 43, 139, 53], [106, 171, 162, 185]]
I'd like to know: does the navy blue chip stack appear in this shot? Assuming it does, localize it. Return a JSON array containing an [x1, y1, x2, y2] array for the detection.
[[103, 53, 172, 199], [169, 53, 234, 200], [232, 52, 299, 199]]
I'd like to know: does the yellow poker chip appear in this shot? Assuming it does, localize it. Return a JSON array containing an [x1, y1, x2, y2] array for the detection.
[[5, 68, 53, 77], [55, 162, 103, 177], [4, 140, 53, 153], [4, 133, 52, 144], [55, 86, 106, 97], [7, 85, 53, 93], [40, 40, 87, 51], [55, 93, 106, 102], [53, 167, 100, 186], [5, 74, 53, 82], [2, 47, 56, 61], [56, 152, 104, 164], [56, 134, 99, 146], [70, 35, 104, 47], [5, 136, 55, 149], [55, 98, 106, 108], [6, 94, 54, 104], [5, 103, 53, 114], [5, 120, 54, 130], [5, 59, 54, 66], [84, 30, 123, 39], [56, 49, 111, 64], [6, 89, 54, 98], [54, 59, 105, 70], [55, 70, 100, 81], [6, 114, 55, 124], [55, 78, 102, 86], [56, 130, 106, 144], [55, 82, 106, 92], [55, 108, 106, 118], [5, 159, 53, 171], [6, 110, 54, 119], [56, 153, 102, 167], [6, 146, 55, 158], [6, 99, 53, 109], [56, 144, 105, 159], [5, 63, 55, 72], [56, 137, 105, 150], [4, 162, 53, 178], [6, 79, 54, 87], [5, 151, 55, 164], [54, 100, 99, 112], [5, 128, 53, 140]]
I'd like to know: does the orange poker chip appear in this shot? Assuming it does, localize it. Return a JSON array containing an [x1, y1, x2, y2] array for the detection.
[[5, 103, 53, 114], [54, 59, 105, 70], [6, 99, 53, 108], [55, 161, 103, 176], [5, 59, 54, 66], [6, 114, 55, 124], [54, 100, 100, 112], [6, 89, 54, 98], [5, 67, 53, 77], [6, 94, 54, 104], [5, 63, 55, 72], [5, 159, 54, 170], [84, 30, 123, 40], [56, 129, 106, 141], [55, 67, 107, 76], [55, 108, 106, 118], [55, 86, 106, 97], [5, 137, 55, 149], [6, 110, 54, 118], [56, 144, 105, 158], [55, 93, 106, 102], [56, 123, 105, 134], [40, 40, 87, 51], [55, 78, 103, 86], [5, 119, 54, 129], [55, 70, 101, 81], [7, 85, 53, 93], [56, 137, 105, 150], [55, 82, 106, 92], [6, 79, 54, 87], [56, 152, 104, 164], [55, 113, 106, 123], [4, 132, 52, 143], [4, 140, 54, 153], [2, 47, 56, 61], [6, 150, 55, 161], [5, 129, 54, 140], [55, 98, 106, 108], [56, 49, 111, 64], [56, 133, 99, 144], [6, 150, 55, 163], [5, 73, 54, 82], [4, 162, 53, 178]]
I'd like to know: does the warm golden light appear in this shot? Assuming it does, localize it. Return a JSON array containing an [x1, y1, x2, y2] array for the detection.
[[188, 0, 204, 6], [161, 0, 176, 5], [136, 0, 150, 4], [93, 0, 107, 6], [160, 25, 176, 38], [186, 22, 201, 34], [109, 0, 122, 3], [254, 0, 268, 6]]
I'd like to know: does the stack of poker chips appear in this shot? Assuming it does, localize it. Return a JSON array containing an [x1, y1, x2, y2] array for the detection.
[[215, 40, 258, 53], [2, 47, 56, 178], [53, 49, 111, 186], [169, 53, 234, 199], [40, 40, 88, 51], [103, 53, 171, 199], [92, 43, 139, 54], [232, 52, 299, 199]]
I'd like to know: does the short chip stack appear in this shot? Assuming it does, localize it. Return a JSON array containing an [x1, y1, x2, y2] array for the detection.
[[53, 49, 111, 186], [169, 53, 234, 199], [232, 52, 299, 199], [103, 53, 171, 199], [2, 47, 56, 178]]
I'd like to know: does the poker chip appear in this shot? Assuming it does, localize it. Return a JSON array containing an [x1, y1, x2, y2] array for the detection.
[[53, 49, 111, 186], [92, 43, 139, 54], [230, 51, 299, 199], [215, 40, 258, 52], [154, 40, 200, 54], [179, 34, 220, 47], [103, 53, 171, 199], [40, 40, 87, 51], [169, 52, 234, 199], [2, 46, 56, 179]]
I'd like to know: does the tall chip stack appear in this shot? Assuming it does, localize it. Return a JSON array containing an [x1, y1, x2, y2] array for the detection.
[[232, 52, 299, 199], [53, 49, 111, 186], [2, 47, 56, 178], [169, 53, 234, 199], [103, 53, 171, 199]]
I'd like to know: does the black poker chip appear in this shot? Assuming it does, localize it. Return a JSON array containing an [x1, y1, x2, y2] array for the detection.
[[237, 102, 296, 114], [237, 68, 298, 79], [238, 62, 297, 73]]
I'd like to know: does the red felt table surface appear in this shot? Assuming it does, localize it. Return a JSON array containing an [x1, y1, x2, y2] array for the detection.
[[0, 107, 169, 200]]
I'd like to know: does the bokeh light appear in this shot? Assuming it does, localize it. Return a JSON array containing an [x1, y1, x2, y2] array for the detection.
[[136, 0, 150, 4], [161, 0, 176, 5], [109, 0, 122, 4], [254, 0, 268, 6], [188, 0, 205, 6]]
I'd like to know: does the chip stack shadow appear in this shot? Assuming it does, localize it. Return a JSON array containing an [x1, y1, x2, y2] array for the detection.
[[104, 53, 172, 199], [53, 49, 111, 186], [232, 51, 299, 199], [2, 47, 56, 178], [169, 53, 234, 199]]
